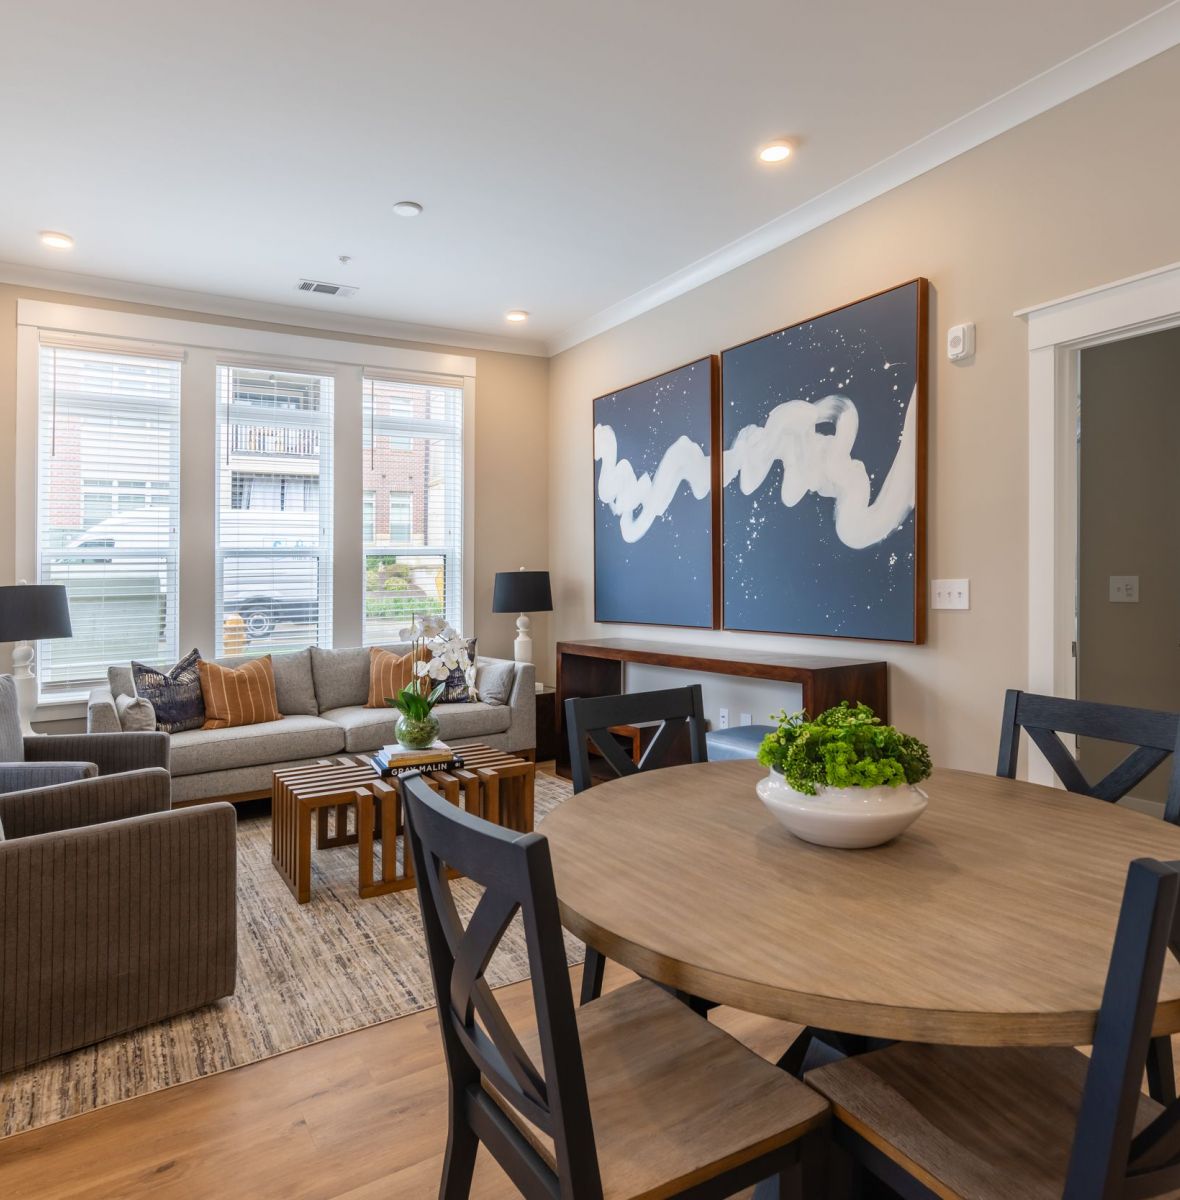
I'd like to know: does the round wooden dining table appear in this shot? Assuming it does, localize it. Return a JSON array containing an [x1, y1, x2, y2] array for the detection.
[[543, 759, 1180, 1047]]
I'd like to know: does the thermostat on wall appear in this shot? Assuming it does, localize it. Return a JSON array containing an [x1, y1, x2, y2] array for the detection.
[[947, 322, 975, 361]]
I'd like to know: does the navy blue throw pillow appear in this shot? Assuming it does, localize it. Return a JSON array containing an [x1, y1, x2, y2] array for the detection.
[[132, 648, 206, 734]]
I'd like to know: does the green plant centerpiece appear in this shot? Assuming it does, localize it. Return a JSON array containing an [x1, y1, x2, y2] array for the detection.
[[755, 703, 933, 849], [385, 615, 473, 750]]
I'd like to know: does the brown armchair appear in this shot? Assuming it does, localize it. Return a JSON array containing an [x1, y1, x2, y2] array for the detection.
[[0, 677, 237, 1073]]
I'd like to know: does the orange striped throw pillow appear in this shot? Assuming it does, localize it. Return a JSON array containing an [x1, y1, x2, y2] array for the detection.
[[366, 645, 425, 708], [198, 655, 281, 730]]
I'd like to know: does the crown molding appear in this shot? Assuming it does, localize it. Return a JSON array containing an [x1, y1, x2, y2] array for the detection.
[[0, 261, 549, 358], [548, 1, 1180, 356]]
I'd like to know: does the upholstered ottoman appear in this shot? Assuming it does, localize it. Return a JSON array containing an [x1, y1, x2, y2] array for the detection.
[[705, 724, 774, 761]]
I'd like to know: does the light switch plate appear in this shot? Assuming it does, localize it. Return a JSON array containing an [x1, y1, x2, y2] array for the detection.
[[718, 708, 729, 730], [1109, 576, 1139, 603], [931, 579, 970, 610], [740, 712, 752, 726]]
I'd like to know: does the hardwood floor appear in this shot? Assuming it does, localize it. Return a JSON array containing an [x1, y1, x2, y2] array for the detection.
[[0, 962, 800, 1199]]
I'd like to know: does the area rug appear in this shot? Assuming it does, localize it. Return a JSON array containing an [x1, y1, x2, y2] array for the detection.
[[0, 770, 578, 1136]]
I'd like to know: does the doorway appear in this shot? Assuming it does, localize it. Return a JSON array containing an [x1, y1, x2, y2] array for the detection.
[[1076, 327, 1180, 805]]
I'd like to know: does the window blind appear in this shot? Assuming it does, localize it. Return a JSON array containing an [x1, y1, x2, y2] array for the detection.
[[215, 365, 333, 655], [36, 343, 181, 693], [362, 374, 464, 642]]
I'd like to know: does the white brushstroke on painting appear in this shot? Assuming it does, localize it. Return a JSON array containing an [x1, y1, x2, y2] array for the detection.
[[723, 387, 916, 549], [595, 387, 916, 549], [594, 423, 710, 544]]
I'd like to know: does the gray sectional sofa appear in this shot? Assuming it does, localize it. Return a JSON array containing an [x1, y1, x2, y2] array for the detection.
[[87, 645, 536, 805]]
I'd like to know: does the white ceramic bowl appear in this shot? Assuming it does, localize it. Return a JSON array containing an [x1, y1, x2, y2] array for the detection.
[[755, 768, 928, 849]]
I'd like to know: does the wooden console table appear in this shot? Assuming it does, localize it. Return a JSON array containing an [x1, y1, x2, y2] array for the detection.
[[555, 637, 889, 776]]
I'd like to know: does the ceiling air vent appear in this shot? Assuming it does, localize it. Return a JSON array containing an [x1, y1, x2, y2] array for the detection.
[[295, 278, 358, 298]]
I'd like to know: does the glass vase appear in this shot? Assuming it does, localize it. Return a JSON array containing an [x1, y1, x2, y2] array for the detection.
[[395, 712, 440, 751]]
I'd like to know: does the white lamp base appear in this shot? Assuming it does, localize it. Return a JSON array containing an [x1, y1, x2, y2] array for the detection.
[[11, 640, 38, 737], [513, 613, 534, 665]]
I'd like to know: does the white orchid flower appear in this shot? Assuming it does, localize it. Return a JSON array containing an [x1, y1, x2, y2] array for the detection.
[[414, 659, 430, 676], [426, 658, 451, 681], [441, 651, 458, 670]]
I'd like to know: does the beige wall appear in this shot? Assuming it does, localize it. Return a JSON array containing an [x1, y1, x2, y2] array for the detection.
[[1078, 326, 1180, 802], [547, 45, 1180, 775], [0, 284, 551, 688]]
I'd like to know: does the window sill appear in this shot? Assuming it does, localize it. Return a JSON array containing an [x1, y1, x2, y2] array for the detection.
[[34, 696, 89, 722]]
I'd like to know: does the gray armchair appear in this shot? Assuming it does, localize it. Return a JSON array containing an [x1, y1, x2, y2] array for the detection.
[[0, 673, 171, 793], [0, 676, 236, 1074]]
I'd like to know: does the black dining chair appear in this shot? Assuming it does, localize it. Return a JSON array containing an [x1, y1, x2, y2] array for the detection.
[[997, 690, 1180, 822], [564, 685, 708, 795], [564, 685, 708, 1003], [807, 855, 1180, 1200], [401, 771, 828, 1200], [999, 689, 1180, 1103]]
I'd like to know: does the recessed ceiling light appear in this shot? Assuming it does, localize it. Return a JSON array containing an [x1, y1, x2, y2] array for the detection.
[[758, 140, 793, 164], [393, 200, 423, 217], [39, 230, 75, 249], [505, 310, 529, 323]]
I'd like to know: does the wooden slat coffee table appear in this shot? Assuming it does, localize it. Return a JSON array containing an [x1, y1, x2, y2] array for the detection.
[[271, 745, 535, 904]]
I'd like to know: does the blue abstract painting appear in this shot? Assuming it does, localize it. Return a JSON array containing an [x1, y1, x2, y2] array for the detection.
[[593, 357, 717, 628], [721, 280, 927, 642]]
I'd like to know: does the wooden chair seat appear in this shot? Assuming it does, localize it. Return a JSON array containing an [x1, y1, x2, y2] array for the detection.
[[807, 1043, 1177, 1200], [500, 979, 828, 1199]]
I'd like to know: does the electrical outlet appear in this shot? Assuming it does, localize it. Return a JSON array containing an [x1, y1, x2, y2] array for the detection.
[[931, 579, 970, 610], [740, 712, 752, 726], [718, 708, 729, 730], [1109, 576, 1139, 603]]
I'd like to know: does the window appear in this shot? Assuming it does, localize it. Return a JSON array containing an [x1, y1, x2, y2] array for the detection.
[[231, 471, 319, 512], [216, 365, 333, 655], [36, 343, 181, 692], [362, 491, 376, 543], [362, 374, 463, 643], [388, 492, 413, 542]]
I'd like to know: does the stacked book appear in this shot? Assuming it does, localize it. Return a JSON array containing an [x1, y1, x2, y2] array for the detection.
[[367, 740, 463, 779]]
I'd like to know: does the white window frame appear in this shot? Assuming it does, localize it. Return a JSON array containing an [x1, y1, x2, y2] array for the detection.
[[361, 371, 467, 643], [15, 300, 475, 717]]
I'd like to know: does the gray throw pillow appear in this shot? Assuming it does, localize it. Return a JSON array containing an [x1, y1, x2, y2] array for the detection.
[[116, 692, 156, 732], [132, 649, 206, 734], [474, 660, 515, 706]]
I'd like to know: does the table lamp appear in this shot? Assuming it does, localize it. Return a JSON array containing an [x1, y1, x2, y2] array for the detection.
[[492, 569, 552, 667], [0, 583, 73, 736]]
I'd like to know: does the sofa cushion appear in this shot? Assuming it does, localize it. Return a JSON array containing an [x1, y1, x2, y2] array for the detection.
[[320, 701, 511, 753], [199, 656, 282, 730], [116, 693, 156, 732], [215, 648, 317, 717], [365, 645, 424, 708], [133, 649, 206, 734], [437, 699, 511, 741], [168, 714, 344, 777], [475, 659, 516, 706], [311, 644, 411, 712], [436, 637, 477, 703]]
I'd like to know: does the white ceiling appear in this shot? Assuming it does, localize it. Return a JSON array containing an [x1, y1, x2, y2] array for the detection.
[[1, 1, 1176, 353]]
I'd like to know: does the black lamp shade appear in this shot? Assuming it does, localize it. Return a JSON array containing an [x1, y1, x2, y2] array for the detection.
[[492, 570, 552, 614], [0, 584, 73, 642]]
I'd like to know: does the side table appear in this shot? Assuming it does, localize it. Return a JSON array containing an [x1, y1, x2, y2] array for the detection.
[[535, 684, 558, 761]]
